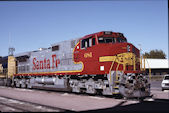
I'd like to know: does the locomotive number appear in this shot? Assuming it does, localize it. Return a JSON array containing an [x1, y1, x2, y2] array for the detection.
[[84, 52, 92, 58]]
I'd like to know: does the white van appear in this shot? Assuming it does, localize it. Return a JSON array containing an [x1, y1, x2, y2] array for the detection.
[[161, 74, 169, 91]]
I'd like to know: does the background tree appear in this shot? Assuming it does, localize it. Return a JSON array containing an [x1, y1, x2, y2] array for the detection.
[[143, 49, 166, 59]]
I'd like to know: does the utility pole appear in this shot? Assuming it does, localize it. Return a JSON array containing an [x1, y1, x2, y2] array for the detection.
[[8, 32, 15, 56]]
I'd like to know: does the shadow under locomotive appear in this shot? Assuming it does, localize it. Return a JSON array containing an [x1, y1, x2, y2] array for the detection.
[[81, 99, 169, 113]]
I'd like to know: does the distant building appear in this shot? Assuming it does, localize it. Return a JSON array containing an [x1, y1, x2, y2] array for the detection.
[[142, 59, 169, 75]]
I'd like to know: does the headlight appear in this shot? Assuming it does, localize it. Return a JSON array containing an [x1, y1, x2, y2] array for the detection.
[[104, 31, 112, 35], [161, 83, 165, 87]]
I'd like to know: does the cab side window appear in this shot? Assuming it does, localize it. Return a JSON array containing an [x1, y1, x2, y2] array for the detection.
[[81, 37, 92, 49], [81, 39, 85, 48], [89, 38, 92, 47], [116, 37, 121, 43], [92, 38, 95, 45]]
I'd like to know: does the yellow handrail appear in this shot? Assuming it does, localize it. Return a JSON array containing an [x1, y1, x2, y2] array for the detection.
[[123, 63, 126, 72], [140, 56, 143, 71], [109, 57, 116, 83], [133, 55, 136, 71], [116, 63, 120, 80]]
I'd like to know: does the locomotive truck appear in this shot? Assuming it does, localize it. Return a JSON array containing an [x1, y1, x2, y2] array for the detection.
[[0, 31, 150, 98]]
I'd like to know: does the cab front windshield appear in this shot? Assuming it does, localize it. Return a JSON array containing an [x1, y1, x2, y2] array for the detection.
[[98, 37, 127, 43]]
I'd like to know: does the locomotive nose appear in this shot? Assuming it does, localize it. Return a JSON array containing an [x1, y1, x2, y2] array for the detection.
[[122, 43, 138, 55], [117, 43, 133, 53]]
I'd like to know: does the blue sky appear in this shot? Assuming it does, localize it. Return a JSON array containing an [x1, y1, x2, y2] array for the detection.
[[0, 0, 168, 58]]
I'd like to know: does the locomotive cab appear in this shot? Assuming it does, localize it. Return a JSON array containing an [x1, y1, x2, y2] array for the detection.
[[77, 31, 141, 73], [80, 31, 127, 49]]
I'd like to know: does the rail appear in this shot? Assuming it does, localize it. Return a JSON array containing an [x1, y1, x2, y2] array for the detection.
[[0, 95, 68, 112]]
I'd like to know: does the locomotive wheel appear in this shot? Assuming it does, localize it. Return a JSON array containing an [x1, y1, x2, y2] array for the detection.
[[86, 85, 96, 94], [119, 74, 150, 98], [85, 79, 96, 94]]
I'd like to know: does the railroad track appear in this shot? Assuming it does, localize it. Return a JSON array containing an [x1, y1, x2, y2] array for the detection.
[[1, 86, 149, 101], [0, 95, 73, 112], [1, 86, 123, 98]]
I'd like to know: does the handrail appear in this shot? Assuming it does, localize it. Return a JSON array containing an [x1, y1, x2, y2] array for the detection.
[[133, 55, 136, 71], [109, 57, 116, 83], [116, 63, 120, 80], [140, 56, 143, 71]]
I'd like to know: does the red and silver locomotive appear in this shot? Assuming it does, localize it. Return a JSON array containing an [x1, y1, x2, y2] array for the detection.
[[12, 31, 150, 98]]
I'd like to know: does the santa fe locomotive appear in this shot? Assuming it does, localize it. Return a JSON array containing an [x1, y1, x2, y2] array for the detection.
[[1, 31, 151, 98]]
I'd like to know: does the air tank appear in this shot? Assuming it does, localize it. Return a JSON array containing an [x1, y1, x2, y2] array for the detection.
[[35, 77, 56, 85]]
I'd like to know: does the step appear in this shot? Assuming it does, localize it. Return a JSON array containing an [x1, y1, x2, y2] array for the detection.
[[113, 86, 119, 89], [112, 92, 120, 94], [114, 81, 120, 84]]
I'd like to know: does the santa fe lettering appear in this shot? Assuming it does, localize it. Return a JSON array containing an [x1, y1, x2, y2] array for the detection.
[[33, 54, 59, 70]]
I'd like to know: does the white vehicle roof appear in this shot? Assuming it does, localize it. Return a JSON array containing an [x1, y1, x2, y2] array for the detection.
[[142, 59, 169, 69]]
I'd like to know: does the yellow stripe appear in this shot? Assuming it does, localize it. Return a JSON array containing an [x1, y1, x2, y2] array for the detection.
[[99, 52, 139, 65], [99, 56, 116, 62], [18, 69, 83, 75]]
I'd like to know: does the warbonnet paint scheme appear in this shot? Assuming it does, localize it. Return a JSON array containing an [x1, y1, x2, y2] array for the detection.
[[12, 31, 150, 98]]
